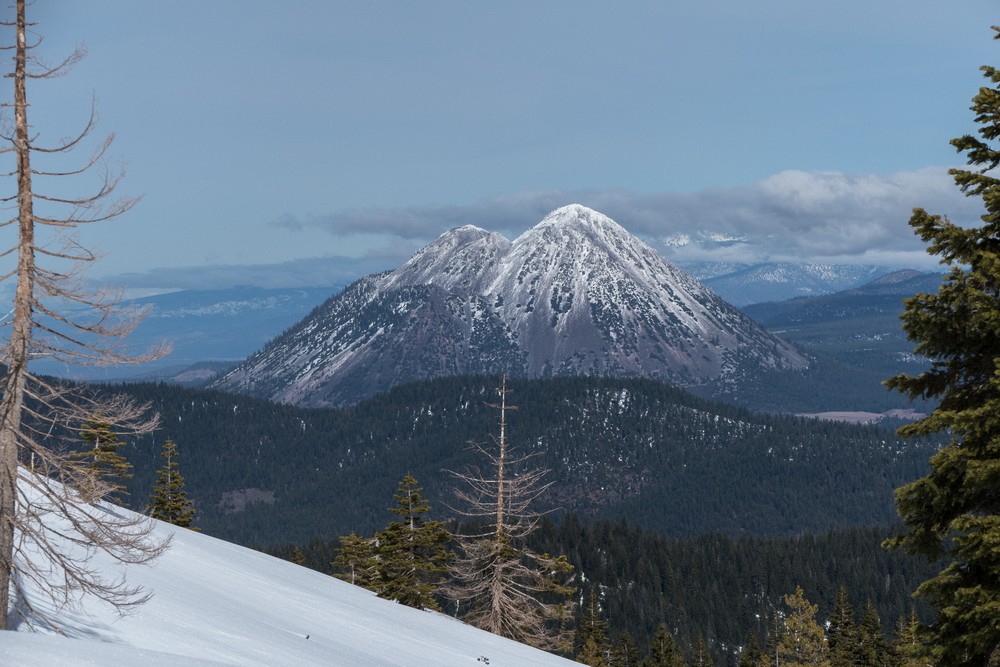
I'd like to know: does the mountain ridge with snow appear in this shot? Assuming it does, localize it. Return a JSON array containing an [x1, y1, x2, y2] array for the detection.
[[212, 205, 807, 407]]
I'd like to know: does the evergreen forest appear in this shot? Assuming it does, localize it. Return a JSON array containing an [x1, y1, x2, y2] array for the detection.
[[96, 375, 939, 545], [62, 373, 946, 664], [278, 513, 935, 666]]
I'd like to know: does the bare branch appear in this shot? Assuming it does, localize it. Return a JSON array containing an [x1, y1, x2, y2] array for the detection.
[[24, 44, 86, 80], [442, 377, 575, 652], [0, 0, 167, 630]]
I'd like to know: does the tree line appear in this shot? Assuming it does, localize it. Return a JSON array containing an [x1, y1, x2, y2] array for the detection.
[[276, 471, 934, 666]]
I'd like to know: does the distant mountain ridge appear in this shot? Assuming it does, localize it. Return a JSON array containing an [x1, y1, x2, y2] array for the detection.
[[26, 258, 928, 394], [742, 269, 944, 327], [212, 205, 807, 407], [30, 286, 340, 383], [680, 261, 896, 306]]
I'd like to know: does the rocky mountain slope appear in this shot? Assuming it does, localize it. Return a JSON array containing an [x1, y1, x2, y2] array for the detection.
[[212, 205, 807, 407]]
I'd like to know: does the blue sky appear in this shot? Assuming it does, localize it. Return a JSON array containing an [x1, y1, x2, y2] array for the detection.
[[13, 1, 997, 291]]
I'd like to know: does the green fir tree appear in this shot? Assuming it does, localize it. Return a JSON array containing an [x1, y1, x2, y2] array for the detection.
[[827, 586, 859, 667], [70, 419, 132, 502], [331, 532, 376, 588], [883, 24, 1000, 665], [690, 633, 714, 667], [146, 439, 197, 529], [764, 614, 785, 667], [290, 545, 306, 566], [778, 586, 830, 667], [577, 589, 611, 666], [738, 632, 767, 667], [892, 610, 936, 667], [373, 474, 452, 610], [857, 600, 891, 667], [611, 630, 641, 667], [647, 623, 687, 667]]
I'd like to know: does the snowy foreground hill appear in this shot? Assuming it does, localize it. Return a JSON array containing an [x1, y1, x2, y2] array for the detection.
[[2, 511, 578, 666]]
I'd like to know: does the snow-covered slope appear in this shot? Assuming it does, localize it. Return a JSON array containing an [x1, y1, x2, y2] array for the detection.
[[213, 205, 807, 407], [485, 205, 786, 377], [3, 510, 578, 666]]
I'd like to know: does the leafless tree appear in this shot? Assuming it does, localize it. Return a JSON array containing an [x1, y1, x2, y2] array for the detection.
[[443, 377, 575, 653], [0, 0, 167, 629]]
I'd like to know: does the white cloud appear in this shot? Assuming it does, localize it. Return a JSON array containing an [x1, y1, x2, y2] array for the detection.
[[296, 167, 978, 267], [108, 168, 977, 290]]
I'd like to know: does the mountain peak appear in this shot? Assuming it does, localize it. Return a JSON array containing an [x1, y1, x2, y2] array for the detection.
[[383, 224, 511, 291], [534, 204, 619, 233], [542, 203, 607, 222], [514, 204, 638, 264], [448, 223, 491, 237], [214, 206, 806, 407]]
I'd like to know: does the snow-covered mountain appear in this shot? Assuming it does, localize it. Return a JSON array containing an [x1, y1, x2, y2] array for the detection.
[[679, 262, 894, 306], [3, 503, 578, 666], [212, 205, 806, 407]]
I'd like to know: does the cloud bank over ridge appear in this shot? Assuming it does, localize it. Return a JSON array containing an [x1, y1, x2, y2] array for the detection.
[[283, 167, 977, 263], [123, 168, 978, 290]]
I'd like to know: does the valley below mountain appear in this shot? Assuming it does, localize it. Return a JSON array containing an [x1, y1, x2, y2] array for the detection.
[[112, 375, 939, 547], [714, 269, 943, 413]]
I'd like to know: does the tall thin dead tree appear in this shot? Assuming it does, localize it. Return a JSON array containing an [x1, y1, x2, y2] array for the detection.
[[444, 377, 575, 653], [0, 1, 167, 629]]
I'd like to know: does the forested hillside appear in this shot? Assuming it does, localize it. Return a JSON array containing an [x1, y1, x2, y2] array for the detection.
[[281, 517, 933, 666], [710, 272, 943, 414], [104, 376, 939, 546]]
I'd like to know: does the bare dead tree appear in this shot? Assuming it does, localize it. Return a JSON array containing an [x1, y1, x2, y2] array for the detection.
[[0, 0, 168, 630], [443, 377, 575, 653]]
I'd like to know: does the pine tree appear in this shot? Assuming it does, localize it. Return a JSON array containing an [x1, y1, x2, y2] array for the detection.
[[147, 439, 197, 529], [577, 589, 611, 666], [882, 24, 1000, 665], [611, 630, 641, 667], [648, 623, 687, 667], [764, 614, 785, 667], [331, 532, 376, 588], [290, 545, 306, 566], [857, 600, 891, 667], [778, 586, 830, 667], [691, 633, 714, 667], [827, 586, 859, 667], [892, 610, 936, 667], [69, 420, 132, 502], [373, 474, 451, 610], [738, 632, 767, 667]]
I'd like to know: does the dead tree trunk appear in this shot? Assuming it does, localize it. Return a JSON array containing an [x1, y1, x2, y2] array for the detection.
[[0, 0, 37, 628], [443, 376, 575, 652], [0, 0, 167, 629]]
